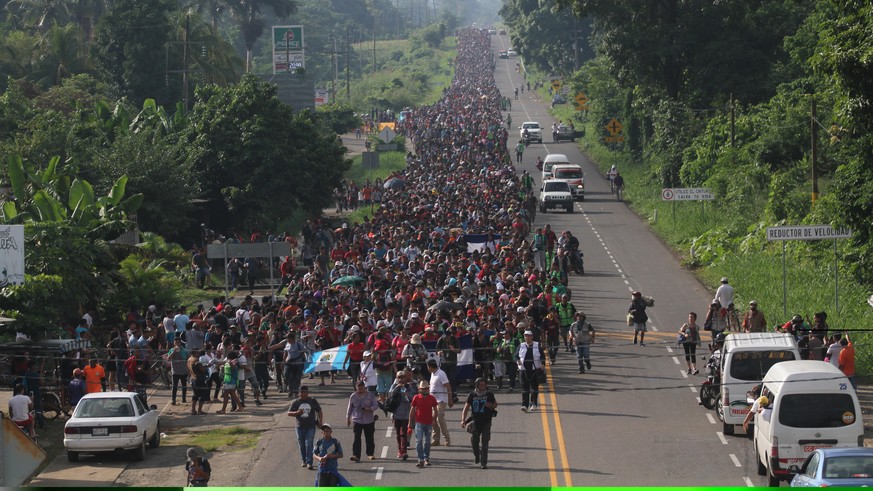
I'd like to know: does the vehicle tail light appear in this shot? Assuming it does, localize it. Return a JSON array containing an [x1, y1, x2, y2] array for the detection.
[[64, 427, 81, 434], [770, 436, 779, 460], [120, 425, 139, 433], [723, 387, 730, 407]]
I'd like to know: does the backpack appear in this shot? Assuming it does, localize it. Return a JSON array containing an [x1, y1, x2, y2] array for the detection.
[[381, 387, 403, 414]]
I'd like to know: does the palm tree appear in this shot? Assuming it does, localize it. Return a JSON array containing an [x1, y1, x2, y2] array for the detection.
[[228, 0, 297, 72], [33, 22, 87, 86], [5, 0, 74, 32]]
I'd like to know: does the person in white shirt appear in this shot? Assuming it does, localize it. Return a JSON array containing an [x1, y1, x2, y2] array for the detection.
[[426, 358, 453, 447], [8, 384, 35, 438], [714, 277, 734, 312], [517, 330, 544, 412]]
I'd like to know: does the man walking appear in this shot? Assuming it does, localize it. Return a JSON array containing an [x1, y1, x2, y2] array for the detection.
[[346, 380, 379, 462], [314, 424, 344, 487], [426, 359, 453, 447], [517, 330, 544, 412], [409, 380, 438, 467], [514, 140, 525, 163], [288, 385, 323, 469], [569, 312, 595, 374], [742, 300, 767, 333], [461, 378, 497, 469]]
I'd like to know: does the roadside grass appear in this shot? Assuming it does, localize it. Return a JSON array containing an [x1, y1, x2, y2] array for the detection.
[[343, 151, 407, 226], [543, 100, 873, 373], [165, 427, 262, 453]]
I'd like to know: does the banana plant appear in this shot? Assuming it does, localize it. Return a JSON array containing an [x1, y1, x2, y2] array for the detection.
[[2, 153, 143, 230]]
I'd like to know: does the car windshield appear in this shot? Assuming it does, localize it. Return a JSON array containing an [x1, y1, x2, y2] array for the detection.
[[74, 397, 136, 418], [523, 124, 540, 129], [544, 182, 570, 192], [555, 169, 582, 179], [823, 456, 873, 479]]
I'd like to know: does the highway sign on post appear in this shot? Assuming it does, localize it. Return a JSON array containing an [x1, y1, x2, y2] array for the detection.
[[379, 127, 396, 143], [574, 93, 589, 110], [605, 118, 623, 135], [551, 79, 562, 92], [765, 225, 853, 241], [661, 188, 714, 201]]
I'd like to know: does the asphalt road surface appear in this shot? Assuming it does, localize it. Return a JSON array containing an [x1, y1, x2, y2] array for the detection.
[[247, 35, 771, 487]]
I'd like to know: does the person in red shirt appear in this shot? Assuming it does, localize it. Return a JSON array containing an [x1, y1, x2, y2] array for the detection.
[[82, 358, 105, 393], [409, 380, 439, 467], [345, 330, 366, 388], [838, 335, 856, 389]]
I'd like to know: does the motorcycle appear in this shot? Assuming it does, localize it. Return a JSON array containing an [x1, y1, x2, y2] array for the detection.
[[569, 249, 584, 274], [698, 348, 721, 410]]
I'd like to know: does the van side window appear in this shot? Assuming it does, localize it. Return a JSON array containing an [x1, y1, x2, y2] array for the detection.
[[778, 393, 856, 428], [730, 350, 797, 380]]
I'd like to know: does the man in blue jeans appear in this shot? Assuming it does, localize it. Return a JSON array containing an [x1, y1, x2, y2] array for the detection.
[[288, 386, 323, 469]]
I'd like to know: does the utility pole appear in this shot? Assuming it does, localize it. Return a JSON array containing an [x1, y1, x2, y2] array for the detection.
[[373, 20, 377, 73], [730, 93, 735, 147], [182, 14, 190, 110], [811, 98, 819, 203], [331, 35, 338, 103], [346, 26, 351, 100], [573, 16, 579, 72]]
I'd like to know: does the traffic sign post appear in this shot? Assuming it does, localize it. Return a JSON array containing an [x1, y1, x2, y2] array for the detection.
[[765, 225, 853, 318], [574, 93, 589, 111], [272, 25, 305, 74], [661, 188, 714, 221], [604, 118, 623, 148], [551, 78, 562, 92]]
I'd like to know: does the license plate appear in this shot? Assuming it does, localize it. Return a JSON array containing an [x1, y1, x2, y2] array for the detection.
[[803, 445, 832, 452], [92, 427, 109, 436]]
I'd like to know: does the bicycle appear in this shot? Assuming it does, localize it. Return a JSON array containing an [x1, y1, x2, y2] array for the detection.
[[39, 388, 71, 420], [149, 358, 171, 387], [724, 304, 741, 332]]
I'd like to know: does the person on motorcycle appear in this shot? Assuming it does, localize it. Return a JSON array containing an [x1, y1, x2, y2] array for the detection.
[[521, 128, 530, 146], [562, 231, 583, 274]]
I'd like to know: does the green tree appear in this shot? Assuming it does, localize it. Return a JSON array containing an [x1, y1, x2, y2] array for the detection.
[[91, 0, 176, 106], [228, 0, 297, 72], [32, 22, 87, 87], [183, 74, 349, 230]]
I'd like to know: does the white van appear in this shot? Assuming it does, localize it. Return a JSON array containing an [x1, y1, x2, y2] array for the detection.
[[754, 360, 863, 486], [551, 164, 584, 201], [717, 332, 799, 436], [541, 154, 570, 181]]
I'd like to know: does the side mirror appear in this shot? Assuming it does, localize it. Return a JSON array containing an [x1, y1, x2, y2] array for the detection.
[[788, 465, 800, 474], [149, 404, 158, 411]]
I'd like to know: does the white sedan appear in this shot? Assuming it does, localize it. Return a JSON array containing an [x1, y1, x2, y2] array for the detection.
[[63, 392, 161, 462]]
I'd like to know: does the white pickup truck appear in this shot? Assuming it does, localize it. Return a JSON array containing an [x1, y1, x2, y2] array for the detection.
[[519, 122, 542, 143]]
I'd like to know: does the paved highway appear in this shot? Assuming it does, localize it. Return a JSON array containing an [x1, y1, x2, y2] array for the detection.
[[248, 34, 770, 487]]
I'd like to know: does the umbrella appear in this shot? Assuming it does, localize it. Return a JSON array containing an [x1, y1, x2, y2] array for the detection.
[[384, 178, 406, 190], [331, 275, 365, 287], [428, 299, 464, 312]]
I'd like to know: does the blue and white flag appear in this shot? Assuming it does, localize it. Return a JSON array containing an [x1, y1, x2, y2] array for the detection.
[[304, 345, 349, 374], [464, 234, 501, 254], [422, 334, 475, 383]]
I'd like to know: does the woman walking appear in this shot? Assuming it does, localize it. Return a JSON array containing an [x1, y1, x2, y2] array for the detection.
[[679, 312, 701, 375]]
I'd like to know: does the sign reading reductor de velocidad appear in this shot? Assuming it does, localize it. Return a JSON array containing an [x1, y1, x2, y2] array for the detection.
[[766, 225, 854, 241]]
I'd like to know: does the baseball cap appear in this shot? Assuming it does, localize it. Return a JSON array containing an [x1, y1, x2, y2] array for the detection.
[[321, 423, 332, 430], [516, 306, 525, 313], [523, 330, 534, 336]]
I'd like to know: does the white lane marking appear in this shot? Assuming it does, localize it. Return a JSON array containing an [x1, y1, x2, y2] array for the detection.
[[672, 357, 680, 365], [651, 326, 659, 332], [623, 280, 630, 285], [666, 346, 673, 353], [696, 396, 702, 404], [385, 427, 393, 438], [744, 477, 754, 487], [621, 274, 626, 279], [717, 432, 728, 445], [690, 385, 699, 394], [374, 467, 384, 480], [680, 370, 688, 378], [380, 445, 389, 459], [730, 454, 742, 467], [706, 413, 716, 425]]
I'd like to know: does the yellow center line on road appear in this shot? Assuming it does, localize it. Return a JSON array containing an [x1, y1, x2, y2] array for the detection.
[[545, 362, 573, 487], [538, 378, 559, 487]]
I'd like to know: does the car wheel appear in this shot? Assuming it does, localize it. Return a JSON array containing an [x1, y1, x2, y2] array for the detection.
[[133, 435, 146, 461], [757, 452, 766, 476], [541, 206, 547, 214], [580, 196, 584, 202], [699, 384, 718, 410], [723, 421, 734, 436], [67, 450, 79, 463], [566, 204, 574, 213], [149, 423, 161, 448]]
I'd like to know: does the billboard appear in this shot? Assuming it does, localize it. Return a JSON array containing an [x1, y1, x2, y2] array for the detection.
[[0, 225, 24, 286], [272, 25, 305, 73]]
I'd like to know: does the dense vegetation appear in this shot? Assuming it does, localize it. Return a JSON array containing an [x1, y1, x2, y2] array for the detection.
[[503, 0, 873, 364]]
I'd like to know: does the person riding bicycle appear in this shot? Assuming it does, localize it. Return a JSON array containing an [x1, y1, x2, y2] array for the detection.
[[8, 384, 36, 439], [612, 171, 624, 201], [607, 165, 618, 192], [714, 277, 735, 315]]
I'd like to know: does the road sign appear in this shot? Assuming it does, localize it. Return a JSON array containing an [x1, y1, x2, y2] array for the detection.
[[273, 25, 304, 51], [379, 127, 396, 143], [314, 88, 329, 106], [551, 79, 562, 91], [273, 52, 305, 72], [574, 93, 589, 110], [605, 118, 623, 136], [661, 188, 714, 201], [603, 136, 624, 143], [766, 225, 853, 242], [0, 225, 24, 286]]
